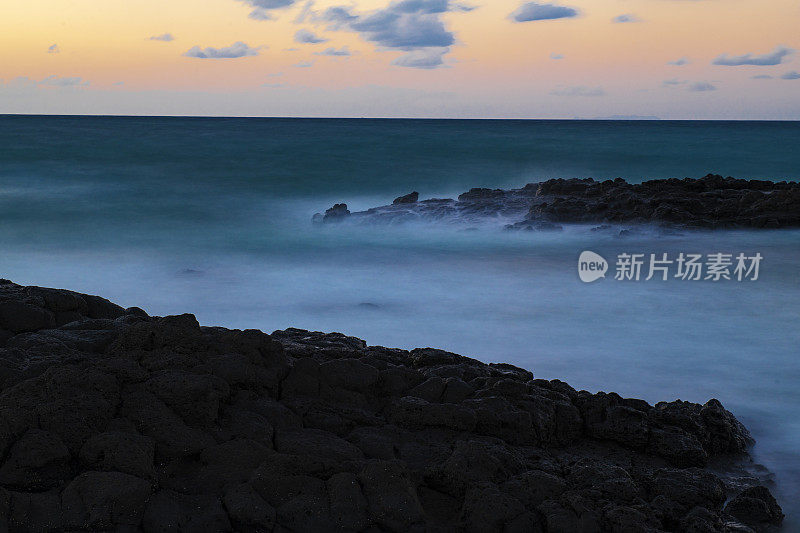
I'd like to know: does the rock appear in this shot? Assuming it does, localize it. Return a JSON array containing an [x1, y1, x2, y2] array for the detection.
[[0, 280, 782, 532], [0, 301, 55, 333], [61, 471, 151, 529], [315, 175, 800, 230], [79, 432, 156, 479], [724, 486, 784, 528], [393, 191, 419, 204], [322, 203, 351, 222], [0, 429, 71, 490]]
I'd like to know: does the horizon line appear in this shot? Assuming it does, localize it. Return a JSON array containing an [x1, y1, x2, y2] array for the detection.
[[2, 113, 800, 122]]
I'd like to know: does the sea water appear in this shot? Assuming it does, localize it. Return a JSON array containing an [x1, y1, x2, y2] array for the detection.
[[1, 116, 799, 524]]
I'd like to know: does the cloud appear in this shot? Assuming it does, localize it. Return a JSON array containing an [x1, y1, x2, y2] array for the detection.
[[39, 75, 90, 87], [550, 53, 564, 60], [550, 86, 604, 97], [668, 57, 689, 66], [294, 60, 315, 67], [781, 71, 800, 80], [752, 75, 773, 80], [149, 33, 175, 42], [248, 8, 274, 20], [688, 82, 716, 92], [47, 44, 59, 54], [612, 14, 640, 23], [315, 46, 352, 56], [392, 48, 448, 69], [184, 41, 261, 59], [313, 0, 473, 69], [712, 46, 793, 66], [662, 78, 686, 87], [509, 3, 578, 23], [295, 29, 328, 44]]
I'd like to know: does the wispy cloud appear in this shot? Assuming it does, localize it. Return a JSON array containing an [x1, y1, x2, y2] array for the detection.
[[392, 48, 448, 69], [184, 41, 261, 59], [713, 46, 793, 66], [782, 71, 800, 80], [662, 78, 686, 87], [294, 60, 315, 67], [688, 82, 716, 92], [39, 75, 90, 87], [509, 3, 578, 22], [47, 44, 59, 54], [752, 75, 773, 80], [315, 46, 351, 56], [550, 53, 564, 60], [551, 86, 604, 97], [149, 33, 175, 42], [612, 14, 640, 24], [295, 29, 328, 44], [668, 57, 689, 66]]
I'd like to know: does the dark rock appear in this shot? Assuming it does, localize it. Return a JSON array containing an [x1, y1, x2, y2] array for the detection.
[[0, 280, 781, 532], [322, 203, 351, 222], [61, 471, 151, 529], [393, 191, 419, 204], [724, 486, 784, 528]]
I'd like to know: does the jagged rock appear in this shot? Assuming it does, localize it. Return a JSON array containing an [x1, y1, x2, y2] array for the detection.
[[0, 281, 785, 532], [724, 486, 784, 528], [393, 191, 419, 204], [314, 174, 800, 229]]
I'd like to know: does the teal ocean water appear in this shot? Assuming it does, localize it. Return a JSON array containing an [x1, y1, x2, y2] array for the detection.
[[2, 116, 800, 523]]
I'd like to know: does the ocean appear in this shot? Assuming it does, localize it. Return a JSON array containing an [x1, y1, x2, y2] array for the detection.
[[2, 115, 799, 523]]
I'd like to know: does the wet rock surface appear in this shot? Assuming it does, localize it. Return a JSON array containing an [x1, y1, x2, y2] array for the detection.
[[0, 279, 785, 532], [314, 174, 800, 230]]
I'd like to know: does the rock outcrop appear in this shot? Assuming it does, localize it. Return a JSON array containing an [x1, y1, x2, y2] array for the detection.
[[314, 174, 800, 230], [0, 280, 784, 531]]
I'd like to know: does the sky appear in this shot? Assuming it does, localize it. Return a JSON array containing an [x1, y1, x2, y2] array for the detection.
[[1, 0, 799, 119]]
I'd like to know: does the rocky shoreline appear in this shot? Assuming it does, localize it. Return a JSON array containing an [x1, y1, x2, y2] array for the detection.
[[0, 280, 785, 532], [314, 174, 800, 231]]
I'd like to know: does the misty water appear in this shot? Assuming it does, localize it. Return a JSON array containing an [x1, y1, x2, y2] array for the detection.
[[1, 116, 799, 523]]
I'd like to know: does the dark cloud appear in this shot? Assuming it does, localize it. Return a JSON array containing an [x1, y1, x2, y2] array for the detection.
[[550, 86, 604, 97], [184, 42, 261, 58], [239, 0, 295, 20], [612, 14, 640, 23], [688, 82, 716, 92], [712, 46, 793, 66], [782, 71, 800, 80], [315, 46, 352, 56], [668, 57, 689, 66], [315, 0, 473, 68], [295, 29, 328, 44], [509, 3, 578, 23]]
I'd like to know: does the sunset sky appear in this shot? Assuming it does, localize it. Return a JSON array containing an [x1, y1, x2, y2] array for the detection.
[[2, 0, 799, 118]]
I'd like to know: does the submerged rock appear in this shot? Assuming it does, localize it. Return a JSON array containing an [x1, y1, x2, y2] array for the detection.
[[0, 281, 784, 532]]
